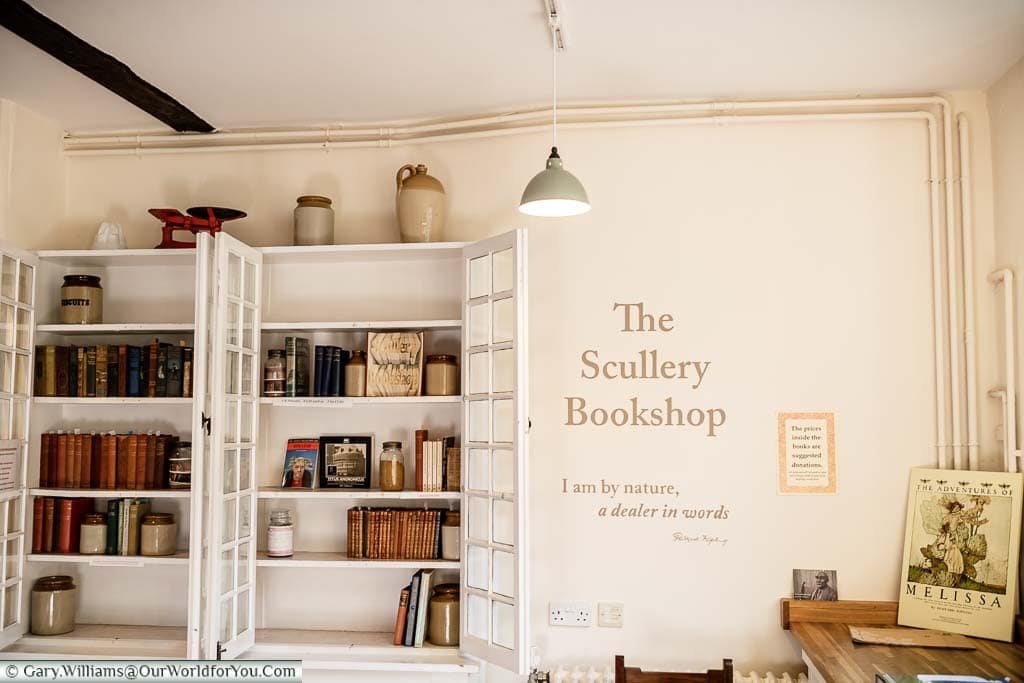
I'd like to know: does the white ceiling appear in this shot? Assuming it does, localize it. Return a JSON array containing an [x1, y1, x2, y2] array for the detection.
[[1, 0, 1023, 133]]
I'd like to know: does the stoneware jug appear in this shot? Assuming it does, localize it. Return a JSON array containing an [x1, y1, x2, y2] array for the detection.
[[396, 164, 446, 243]]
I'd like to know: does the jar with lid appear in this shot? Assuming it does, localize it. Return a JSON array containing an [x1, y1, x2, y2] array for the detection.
[[427, 583, 460, 646], [267, 509, 293, 557], [425, 354, 459, 396], [264, 350, 286, 397], [60, 275, 103, 324], [293, 195, 334, 246], [379, 441, 405, 491], [140, 513, 177, 556], [31, 575, 76, 635], [441, 510, 460, 560], [344, 350, 367, 397], [168, 441, 192, 489], [79, 513, 107, 555]]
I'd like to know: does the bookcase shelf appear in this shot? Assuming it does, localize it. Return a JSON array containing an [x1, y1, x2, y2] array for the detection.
[[2, 624, 187, 660], [37, 249, 197, 267], [259, 396, 460, 407], [258, 242, 469, 265], [243, 628, 477, 673], [33, 397, 193, 405], [27, 551, 189, 566], [36, 323, 196, 335], [31, 488, 191, 499], [256, 551, 457, 569], [257, 487, 459, 500], [260, 320, 461, 332]]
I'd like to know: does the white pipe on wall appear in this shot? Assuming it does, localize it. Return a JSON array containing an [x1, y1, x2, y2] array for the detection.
[[60, 96, 966, 470], [958, 115, 980, 470], [989, 269, 1019, 473]]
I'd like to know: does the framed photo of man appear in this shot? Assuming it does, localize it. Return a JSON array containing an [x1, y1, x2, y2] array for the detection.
[[793, 568, 839, 601]]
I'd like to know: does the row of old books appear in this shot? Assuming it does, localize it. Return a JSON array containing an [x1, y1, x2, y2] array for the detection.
[[312, 345, 349, 396], [34, 340, 193, 398], [31, 497, 158, 556], [414, 430, 460, 492], [39, 431, 182, 490], [346, 508, 450, 560], [392, 568, 439, 647]]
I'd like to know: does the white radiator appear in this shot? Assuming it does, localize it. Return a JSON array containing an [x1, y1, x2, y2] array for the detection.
[[546, 665, 808, 683]]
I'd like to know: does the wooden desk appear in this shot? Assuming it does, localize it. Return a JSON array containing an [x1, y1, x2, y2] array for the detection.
[[781, 599, 1024, 682]]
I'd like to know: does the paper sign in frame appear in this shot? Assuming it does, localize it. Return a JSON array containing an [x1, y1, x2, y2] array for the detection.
[[777, 411, 837, 494]]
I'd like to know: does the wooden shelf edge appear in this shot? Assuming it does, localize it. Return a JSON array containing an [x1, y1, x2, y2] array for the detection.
[[780, 597, 898, 630], [31, 488, 192, 499]]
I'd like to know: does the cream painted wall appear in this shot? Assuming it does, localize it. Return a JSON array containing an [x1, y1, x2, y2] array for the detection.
[[0, 99, 66, 247], [2, 93, 1007, 676], [989, 58, 1024, 462]]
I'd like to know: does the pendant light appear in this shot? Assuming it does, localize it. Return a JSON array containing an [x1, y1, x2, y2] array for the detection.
[[519, 24, 590, 217]]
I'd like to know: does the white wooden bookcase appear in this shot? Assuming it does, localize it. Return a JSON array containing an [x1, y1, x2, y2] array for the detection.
[[0, 231, 529, 679]]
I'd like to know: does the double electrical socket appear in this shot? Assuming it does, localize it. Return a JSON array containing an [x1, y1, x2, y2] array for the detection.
[[548, 601, 592, 627]]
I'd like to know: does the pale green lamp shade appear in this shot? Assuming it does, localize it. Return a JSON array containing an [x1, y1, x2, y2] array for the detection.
[[519, 147, 591, 217]]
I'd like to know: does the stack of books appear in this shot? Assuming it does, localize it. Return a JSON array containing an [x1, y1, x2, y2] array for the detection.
[[34, 340, 193, 398], [39, 431, 181, 489], [392, 569, 439, 647], [346, 508, 451, 560], [414, 430, 460, 492], [312, 345, 348, 396]]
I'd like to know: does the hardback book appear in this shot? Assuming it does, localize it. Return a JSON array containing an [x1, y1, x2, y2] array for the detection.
[[898, 467, 1024, 641], [125, 499, 150, 555], [403, 570, 423, 647], [126, 346, 143, 397], [34, 345, 55, 397], [39, 432, 51, 487], [313, 345, 325, 396], [116, 435, 131, 488], [95, 345, 108, 397], [105, 499, 119, 554], [117, 345, 128, 397], [182, 347, 193, 398], [89, 433, 101, 488], [147, 340, 159, 397], [85, 346, 97, 397], [58, 497, 92, 554], [42, 497, 56, 553], [284, 336, 311, 397], [47, 432, 59, 488], [70, 432, 82, 488], [329, 347, 345, 396], [55, 433, 68, 487], [32, 497, 43, 553], [126, 435, 139, 489], [413, 568, 435, 647], [67, 345, 78, 398], [414, 429, 427, 492], [393, 585, 411, 646], [55, 346, 69, 397], [155, 343, 169, 397], [80, 434, 93, 488], [76, 347, 86, 397], [445, 447, 461, 492], [366, 331, 424, 397], [166, 344, 183, 397], [140, 434, 155, 489], [106, 345, 119, 398]]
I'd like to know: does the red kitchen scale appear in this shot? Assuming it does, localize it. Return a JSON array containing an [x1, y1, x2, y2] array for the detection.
[[150, 206, 246, 248]]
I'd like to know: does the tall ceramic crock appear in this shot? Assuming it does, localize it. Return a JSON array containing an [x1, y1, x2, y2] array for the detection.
[[395, 164, 446, 243]]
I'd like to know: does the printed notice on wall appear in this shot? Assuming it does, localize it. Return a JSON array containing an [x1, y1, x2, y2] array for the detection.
[[777, 412, 836, 494], [0, 440, 20, 491]]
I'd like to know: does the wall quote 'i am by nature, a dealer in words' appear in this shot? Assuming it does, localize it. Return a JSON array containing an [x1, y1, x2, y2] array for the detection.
[[564, 302, 727, 436]]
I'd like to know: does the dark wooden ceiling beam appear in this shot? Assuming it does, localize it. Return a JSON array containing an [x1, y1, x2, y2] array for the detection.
[[0, 0, 214, 132]]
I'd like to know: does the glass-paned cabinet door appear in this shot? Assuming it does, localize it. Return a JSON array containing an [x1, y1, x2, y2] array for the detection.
[[190, 234, 215, 659], [0, 242, 35, 649], [461, 229, 529, 674], [204, 234, 261, 660]]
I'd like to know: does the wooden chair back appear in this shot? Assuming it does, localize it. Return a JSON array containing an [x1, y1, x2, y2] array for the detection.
[[614, 655, 734, 683]]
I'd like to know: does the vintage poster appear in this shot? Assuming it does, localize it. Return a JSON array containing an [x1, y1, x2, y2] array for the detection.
[[777, 412, 836, 494], [898, 467, 1024, 641]]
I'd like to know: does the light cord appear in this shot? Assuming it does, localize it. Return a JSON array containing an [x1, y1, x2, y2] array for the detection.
[[551, 23, 557, 149]]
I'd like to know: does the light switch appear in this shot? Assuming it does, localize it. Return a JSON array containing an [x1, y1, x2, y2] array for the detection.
[[598, 602, 624, 628]]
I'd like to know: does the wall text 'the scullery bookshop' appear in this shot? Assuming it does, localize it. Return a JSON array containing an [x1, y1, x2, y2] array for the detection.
[[564, 302, 727, 436]]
